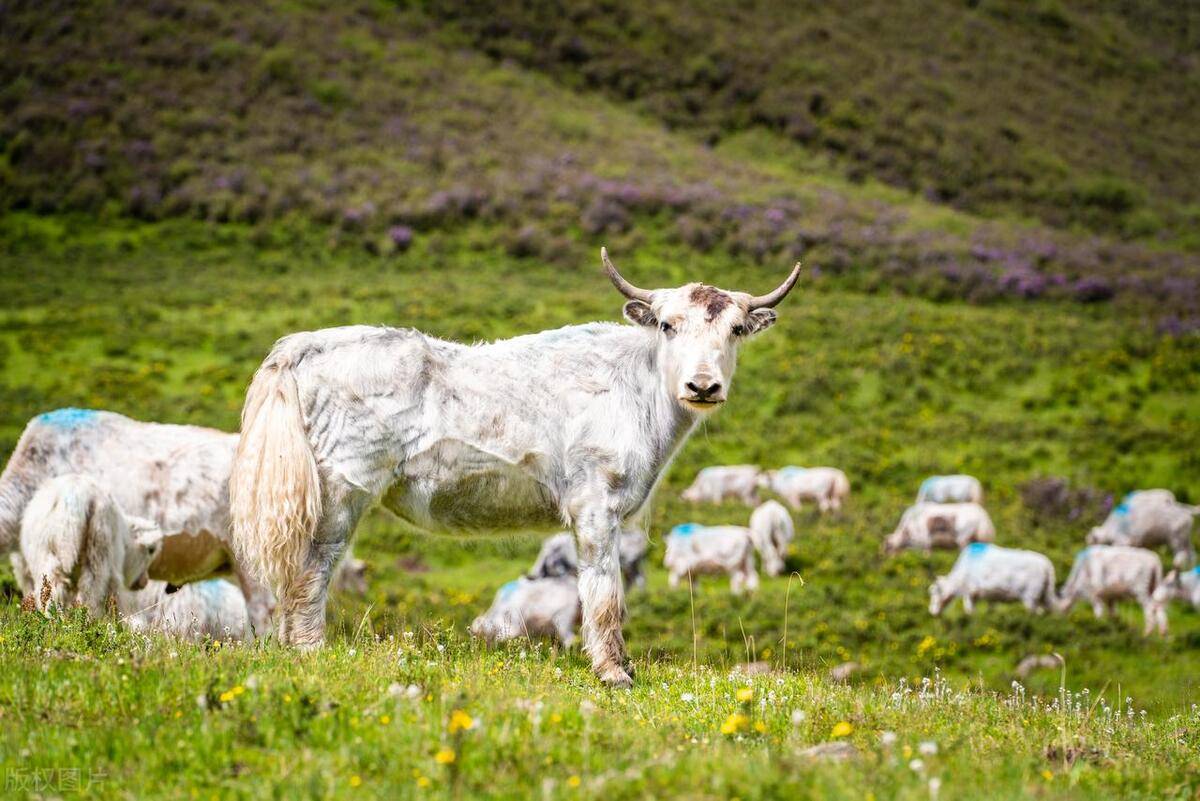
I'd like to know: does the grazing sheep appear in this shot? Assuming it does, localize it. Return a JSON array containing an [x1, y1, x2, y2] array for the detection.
[[526, 527, 649, 589], [1014, 654, 1063, 679], [928, 543, 1057, 616], [663, 523, 759, 595], [470, 576, 580, 647], [1153, 567, 1200, 610], [1087, 490, 1198, 568], [885, 502, 995, 553], [0, 408, 274, 634], [681, 465, 763, 505], [1056, 546, 1167, 635], [748, 500, 794, 576], [17, 474, 163, 616], [916, 475, 983, 504], [760, 466, 850, 512], [123, 579, 250, 642]]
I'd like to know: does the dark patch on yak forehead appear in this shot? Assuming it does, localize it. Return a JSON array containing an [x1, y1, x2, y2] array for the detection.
[[689, 284, 733, 322]]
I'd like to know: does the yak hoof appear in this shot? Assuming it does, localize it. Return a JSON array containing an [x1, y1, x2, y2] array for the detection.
[[597, 664, 633, 689]]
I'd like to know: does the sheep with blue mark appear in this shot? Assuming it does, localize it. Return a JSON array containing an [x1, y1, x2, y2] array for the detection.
[[122, 578, 251, 642], [929, 543, 1058, 616], [760, 466, 850, 512], [1086, 489, 1198, 568], [469, 576, 581, 647], [663, 523, 759, 595], [1057, 545, 1168, 635], [915, 474, 983, 504]]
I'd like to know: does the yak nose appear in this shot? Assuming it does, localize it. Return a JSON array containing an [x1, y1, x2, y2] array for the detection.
[[685, 379, 722, 401]]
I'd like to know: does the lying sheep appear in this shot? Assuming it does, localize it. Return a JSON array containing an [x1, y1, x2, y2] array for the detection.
[[123, 579, 250, 642], [1153, 567, 1200, 610], [885, 502, 995, 553], [760, 466, 850, 512], [681, 465, 762, 506], [663, 523, 759, 595], [748, 500, 794, 576], [526, 527, 648, 589], [469, 576, 580, 647], [1057, 546, 1167, 635], [15, 474, 163, 616], [916, 474, 983, 504], [1087, 490, 1198, 568], [928, 543, 1057, 615]]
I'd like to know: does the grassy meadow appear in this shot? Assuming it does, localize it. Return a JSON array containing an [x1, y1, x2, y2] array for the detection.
[[2, 0, 1200, 796], [1, 212, 1199, 797]]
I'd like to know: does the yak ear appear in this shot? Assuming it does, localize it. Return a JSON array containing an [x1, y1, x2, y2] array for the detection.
[[623, 300, 658, 328], [745, 307, 777, 334]]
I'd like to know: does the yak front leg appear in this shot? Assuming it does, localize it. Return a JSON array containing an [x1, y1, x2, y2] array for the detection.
[[574, 502, 630, 688]]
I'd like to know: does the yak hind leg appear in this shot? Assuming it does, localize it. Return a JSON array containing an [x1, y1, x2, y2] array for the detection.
[[277, 483, 367, 649]]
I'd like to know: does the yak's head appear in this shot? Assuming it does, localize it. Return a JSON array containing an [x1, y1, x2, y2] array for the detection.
[[123, 515, 164, 591], [603, 248, 801, 413]]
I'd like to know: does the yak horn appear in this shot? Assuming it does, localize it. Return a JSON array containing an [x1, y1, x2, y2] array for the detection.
[[748, 262, 803, 309], [602, 247, 654, 303]]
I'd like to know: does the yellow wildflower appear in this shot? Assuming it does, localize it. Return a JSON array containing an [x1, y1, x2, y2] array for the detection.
[[550, 712, 563, 724], [380, 715, 391, 725], [736, 687, 753, 703], [830, 721, 853, 738], [218, 691, 234, 704], [349, 775, 362, 788], [416, 776, 431, 788], [754, 721, 767, 733], [720, 713, 749, 735], [435, 748, 456, 765], [567, 775, 581, 788], [448, 709, 474, 733], [1041, 770, 1053, 781]]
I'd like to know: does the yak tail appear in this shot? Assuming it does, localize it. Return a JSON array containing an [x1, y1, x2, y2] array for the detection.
[[229, 356, 322, 595], [1179, 503, 1200, 515]]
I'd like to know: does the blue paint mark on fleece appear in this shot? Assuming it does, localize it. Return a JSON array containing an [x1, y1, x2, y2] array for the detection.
[[36, 408, 98, 429], [1114, 494, 1137, 517], [1073, 547, 1091, 564], [780, 466, 807, 477], [499, 580, 520, 600], [965, 542, 990, 558], [195, 580, 225, 599], [671, 523, 701, 537], [1192, 566, 1200, 576]]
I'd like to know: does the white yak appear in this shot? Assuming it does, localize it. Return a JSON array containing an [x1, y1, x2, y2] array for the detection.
[[229, 250, 802, 686]]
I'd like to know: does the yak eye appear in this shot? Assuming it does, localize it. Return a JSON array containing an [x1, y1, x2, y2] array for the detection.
[[732, 324, 746, 337], [660, 321, 673, 333]]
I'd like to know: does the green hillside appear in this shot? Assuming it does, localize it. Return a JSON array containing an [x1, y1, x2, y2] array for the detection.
[[426, 0, 1200, 240]]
